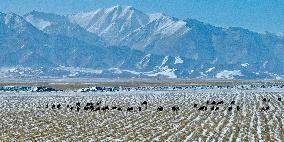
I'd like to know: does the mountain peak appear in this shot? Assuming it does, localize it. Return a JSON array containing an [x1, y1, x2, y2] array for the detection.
[[0, 12, 32, 29], [25, 10, 65, 20], [24, 11, 69, 30], [149, 13, 180, 22], [2, 12, 21, 20], [69, 5, 150, 44], [108, 5, 135, 10], [102, 5, 144, 17]]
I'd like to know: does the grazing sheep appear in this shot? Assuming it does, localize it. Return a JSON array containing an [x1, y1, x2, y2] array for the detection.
[[138, 106, 142, 111], [278, 98, 281, 101], [90, 105, 94, 111], [157, 106, 163, 111], [141, 101, 148, 106], [261, 106, 269, 111], [57, 104, 61, 110], [102, 106, 109, 111], [228, 106, 233, 111], [87, 103, 94, 106], [198, 106, 207, 111], [96, 101, 102, 106], [51, 104, 56, 110], [237, 106, 241, 111], [263, 98, 270, 102], [211, 106, 215, 111], [76, 102, 81, 107], [261, 107, 265, 111], [231, 101, 235, 105], [217, 101, 224, 105], [127, 107, 134, 112], [193, 104, 198, 107], [83, 106, 89, 111], [211, 101, 216, 105], [95, 107, 101, 111], [215, 107, 219, 111], [172, 106, 180, 112]]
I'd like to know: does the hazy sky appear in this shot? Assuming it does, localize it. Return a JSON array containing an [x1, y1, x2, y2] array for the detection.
[[0, 0, 283, 33]]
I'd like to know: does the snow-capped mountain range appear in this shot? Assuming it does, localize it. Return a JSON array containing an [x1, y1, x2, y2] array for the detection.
[[1, 5, 284, 79]]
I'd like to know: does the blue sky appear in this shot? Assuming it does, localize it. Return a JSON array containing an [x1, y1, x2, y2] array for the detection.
[[0, 0, 283, 33]]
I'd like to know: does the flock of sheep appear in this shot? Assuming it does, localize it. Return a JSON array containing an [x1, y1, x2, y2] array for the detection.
[[0, 84, 283, 141]]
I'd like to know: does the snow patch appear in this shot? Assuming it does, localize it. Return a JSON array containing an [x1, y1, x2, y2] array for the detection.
[[122, 70, 141, 75], [149, 13, 190, 36], [216, 70, 243, 79], [174, 56, 183, 64], [200, 72, 207, 77], [137, 54, 151, 69], [108, 68, 122, 74], [161, 56, 169, 66], [145, 66, 177, 78], [25, 15, 52, 30], [20, 44, 25, 49], [263, 61, 268, 68], [206, 67, 215, 73], [56, 66, 103, 75], [149, 13, 163, 21], [241, 63, 249, 67], [275, 75, 283, 80], [107, 67, 177, 78], [189, 70, 194, 74]]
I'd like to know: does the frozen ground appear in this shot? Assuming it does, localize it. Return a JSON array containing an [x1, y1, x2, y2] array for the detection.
[[0, 88, 283, 141]]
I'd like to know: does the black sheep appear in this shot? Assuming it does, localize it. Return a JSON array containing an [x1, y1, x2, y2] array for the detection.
[[102, 106, 109, 111], [57, 104, 61, 110], [215, 107, 219, 111], [127, 107, 134, 112], [138, 106, 142, 111], [157, 106, 163, 111], [228, 106, 233, 111], [96, 101, 102, 106], [172, 106, 180, 112], [198, 106, 207, 111], [217, 101, 224, 105], [76, 102, 81, 107], [51, 104, 56, 110], [236, 106, 241, 111], [95, 107, 101, 111], [211, 106, 215, 111], [141, 101, 148, 106]]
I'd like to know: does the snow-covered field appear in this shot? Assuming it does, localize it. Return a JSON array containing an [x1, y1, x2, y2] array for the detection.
[[0, 89, 283, 141]]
